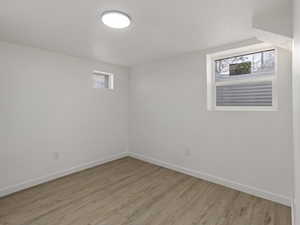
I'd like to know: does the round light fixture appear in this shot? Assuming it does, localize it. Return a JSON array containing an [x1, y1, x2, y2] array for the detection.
[[101, 11, 131, 29]]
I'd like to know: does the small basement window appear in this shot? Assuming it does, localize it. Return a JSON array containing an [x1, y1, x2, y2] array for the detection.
[[206, 44, 278, 111], [93, 70, 114, 89]]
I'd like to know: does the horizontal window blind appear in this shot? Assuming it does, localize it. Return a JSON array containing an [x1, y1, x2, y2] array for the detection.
[[216, 81, 272, 106]]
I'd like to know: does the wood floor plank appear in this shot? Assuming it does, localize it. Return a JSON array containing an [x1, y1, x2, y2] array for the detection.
[[0, 157, 133, 216], [1, 159, 155, 225], [0, 157, 291, 225]]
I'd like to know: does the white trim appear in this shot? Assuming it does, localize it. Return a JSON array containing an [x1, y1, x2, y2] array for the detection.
[[92, 70, 114, 90], [208, 43, 276, 61], [214, 106, 278, 112], [292, 199, 296, 225], [0, 152, 127, 198], [92, 70, 114, 76], [206, 43, 278, 111], [1, 151, 292, 207], [128, 152, 291, 206], [253, 28, 293, 51]]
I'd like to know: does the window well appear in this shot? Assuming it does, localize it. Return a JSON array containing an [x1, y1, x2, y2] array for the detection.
[[93, 71, 114, 90], [206, 45, 277, 111]]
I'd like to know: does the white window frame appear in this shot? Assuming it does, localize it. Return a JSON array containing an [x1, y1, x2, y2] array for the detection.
[[206, 43, 278, 111], [92, 70, 114, 90]]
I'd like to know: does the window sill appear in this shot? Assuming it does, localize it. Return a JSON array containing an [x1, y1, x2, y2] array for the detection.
[[208, 106, 278, 112]]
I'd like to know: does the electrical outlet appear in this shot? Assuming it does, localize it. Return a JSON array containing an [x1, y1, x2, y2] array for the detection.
[[53, 152, 60, 160]]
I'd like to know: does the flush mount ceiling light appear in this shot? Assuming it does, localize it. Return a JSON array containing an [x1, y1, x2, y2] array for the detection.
[[101, 10, 131, 29]]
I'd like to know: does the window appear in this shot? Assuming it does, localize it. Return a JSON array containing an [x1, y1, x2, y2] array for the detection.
[[93, 70, 114, 90], [207, 44, 278, 111]]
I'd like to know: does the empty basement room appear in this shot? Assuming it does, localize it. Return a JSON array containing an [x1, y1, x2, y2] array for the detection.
[[1, 0, 300, 225]]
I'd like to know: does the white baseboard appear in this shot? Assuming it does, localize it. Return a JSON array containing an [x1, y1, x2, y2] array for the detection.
[[128, 152, 291, 206], [0, 152, 128, 198], [0, 151, 292, 207]]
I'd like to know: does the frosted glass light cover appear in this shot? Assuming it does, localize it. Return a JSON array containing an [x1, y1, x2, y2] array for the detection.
[[101, 11, 131, 29]]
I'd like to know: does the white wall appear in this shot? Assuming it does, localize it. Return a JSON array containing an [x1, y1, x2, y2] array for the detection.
[[0, 38, 294, 208], [129, 44, 293, 205], [0, 41, 129, 196], [293, 0, 300, 223]]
